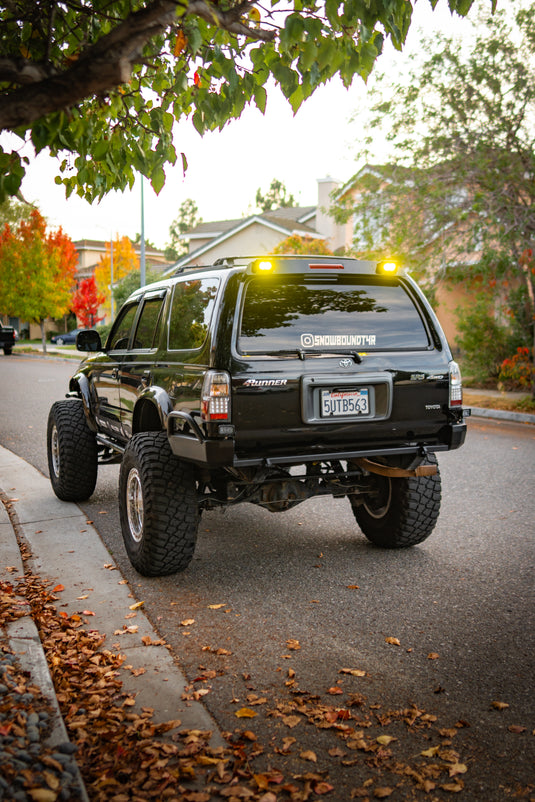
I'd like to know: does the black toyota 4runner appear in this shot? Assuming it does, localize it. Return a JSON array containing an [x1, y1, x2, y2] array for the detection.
[[47, 256, 467, 576]]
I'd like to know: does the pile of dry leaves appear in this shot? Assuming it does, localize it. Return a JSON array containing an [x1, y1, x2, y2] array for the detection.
[[0, 558, 482, 802]]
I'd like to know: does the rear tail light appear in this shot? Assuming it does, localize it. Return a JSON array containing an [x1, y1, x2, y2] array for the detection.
[[449, 360, 462, 407], [201, 370, 231, 422]]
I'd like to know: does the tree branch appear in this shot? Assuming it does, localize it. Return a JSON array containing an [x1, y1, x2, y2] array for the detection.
[[0, 0, 275, 131]]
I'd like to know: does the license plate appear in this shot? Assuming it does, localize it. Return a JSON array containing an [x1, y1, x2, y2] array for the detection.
[[321, 388, 369, 417]]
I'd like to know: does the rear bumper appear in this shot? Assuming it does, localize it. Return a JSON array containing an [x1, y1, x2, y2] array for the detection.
[[167, 410, 467, 468]]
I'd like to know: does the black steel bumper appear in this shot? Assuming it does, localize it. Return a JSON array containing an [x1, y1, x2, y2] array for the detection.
[[168, 411, 467, 469]]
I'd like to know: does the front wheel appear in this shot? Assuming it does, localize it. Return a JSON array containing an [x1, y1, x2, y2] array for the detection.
[[47, 400, 98, 501], [349, 455, 441, 548], [119, 431, 199, 577]]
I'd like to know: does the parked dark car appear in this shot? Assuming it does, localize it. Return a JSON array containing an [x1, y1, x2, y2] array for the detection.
[[47, 256, 468, 577], [50, 328, 85, 345], [0, 323, 16, 354]]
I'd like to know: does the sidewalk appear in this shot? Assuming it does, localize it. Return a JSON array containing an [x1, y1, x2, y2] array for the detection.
[[0, 446, 223, 800]]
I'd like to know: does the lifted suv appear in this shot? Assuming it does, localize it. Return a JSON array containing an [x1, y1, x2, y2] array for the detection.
[[47, 256, 467, 576]]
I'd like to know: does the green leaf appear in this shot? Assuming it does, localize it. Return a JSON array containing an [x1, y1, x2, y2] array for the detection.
[[150, 165, 165, 194], [253, 84, 267, 114]]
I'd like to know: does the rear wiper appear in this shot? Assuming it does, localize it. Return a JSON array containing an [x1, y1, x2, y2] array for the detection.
[[267, 349, 362, 364]]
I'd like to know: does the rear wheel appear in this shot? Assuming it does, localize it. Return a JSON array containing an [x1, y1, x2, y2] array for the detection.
[[3, 347, 12, 355], [119, 431, 199, 576], [47, 400, 98, 501], [350, 455, 441, 548]]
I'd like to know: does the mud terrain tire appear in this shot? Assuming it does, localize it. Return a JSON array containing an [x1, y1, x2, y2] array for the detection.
[[119, 431, 199, 576], [47, 400, 98, 501], [350, 455, 441, 548]]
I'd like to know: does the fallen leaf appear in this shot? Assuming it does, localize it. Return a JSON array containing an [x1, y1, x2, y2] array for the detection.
[[286, 639, 301, 650], [427, 652, 440, 660], [448, 762, 468, 777], [300, 750, 317, 762], [421, 746, 441, 757], [282, 715, 302, 728], [376, 735, 396, 746], [373, 788, 393, 798], [327, 686, 344, 695], [346, 584, 360, 589], [508, 724, 526, 733], [82, 610, 95, 616], [208, 603, 226, 609], [491, 700, 509, 710], [385, 637, 400, 646], [129, 601, 145, 610], [27, 790, 58, 802], [235, 707, 258, 718], [441, 781, 464, 792], [339, 668, 366, 677], [53, 584, 65, 592], [181, 618, 195, 626], [314, 782, 334, 794]]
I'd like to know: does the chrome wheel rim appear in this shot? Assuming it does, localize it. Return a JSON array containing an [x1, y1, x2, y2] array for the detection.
[[51, 425, 61, 477], [126, 468, 144, 542]]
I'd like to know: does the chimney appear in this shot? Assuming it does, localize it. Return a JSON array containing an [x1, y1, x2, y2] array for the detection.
[[315, 177, 348, 251]]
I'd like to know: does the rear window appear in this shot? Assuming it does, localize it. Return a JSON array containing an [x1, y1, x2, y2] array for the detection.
[[238, 278, 430, 353]]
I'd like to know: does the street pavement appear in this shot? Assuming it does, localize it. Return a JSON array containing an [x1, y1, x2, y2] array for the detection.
[[0, 396, 533, 798]]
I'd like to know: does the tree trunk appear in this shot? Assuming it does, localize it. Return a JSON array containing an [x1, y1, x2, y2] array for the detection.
[[40, 320, 47, 355]]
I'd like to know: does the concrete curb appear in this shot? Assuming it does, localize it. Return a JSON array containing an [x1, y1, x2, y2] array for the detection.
[[469, 406, 535, 425], [0, 488, 89, 801]]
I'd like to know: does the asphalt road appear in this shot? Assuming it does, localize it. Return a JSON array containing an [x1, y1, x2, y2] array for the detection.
[[1, 353, 534, 800]]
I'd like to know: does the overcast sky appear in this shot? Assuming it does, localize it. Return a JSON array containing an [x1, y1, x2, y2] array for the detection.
[[5, 0, 489, 251]]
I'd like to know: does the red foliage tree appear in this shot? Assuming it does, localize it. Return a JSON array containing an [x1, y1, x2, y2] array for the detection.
[[71, 276, 106, 328]]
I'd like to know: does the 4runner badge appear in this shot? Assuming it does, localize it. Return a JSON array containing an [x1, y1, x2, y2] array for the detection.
[[243, 378, 288, 387]]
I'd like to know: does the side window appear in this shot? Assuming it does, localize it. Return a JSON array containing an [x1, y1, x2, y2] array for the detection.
[[168, 278, 219, 350], [131, 295, 165, 350], [107, 302, 139, 350]]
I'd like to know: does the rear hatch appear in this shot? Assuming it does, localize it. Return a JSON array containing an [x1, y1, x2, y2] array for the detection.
[[228, 259, 456, 461]]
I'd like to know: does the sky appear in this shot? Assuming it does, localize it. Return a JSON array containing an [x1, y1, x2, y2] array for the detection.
[[4, 0, 488, 252]]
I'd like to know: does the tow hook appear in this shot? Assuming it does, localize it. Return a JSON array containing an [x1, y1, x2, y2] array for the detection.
[[355, 458, 438, 478]]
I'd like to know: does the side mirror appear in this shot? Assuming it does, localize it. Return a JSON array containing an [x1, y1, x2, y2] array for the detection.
[[76, 329, 102, 352]]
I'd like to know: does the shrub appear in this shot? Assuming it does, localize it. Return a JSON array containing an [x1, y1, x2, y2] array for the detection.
[[455, 298, 519, 383], [498, 347, 535, 392]]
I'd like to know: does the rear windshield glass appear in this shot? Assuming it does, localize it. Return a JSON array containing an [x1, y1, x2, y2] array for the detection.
[[238, 278, 430, 353]]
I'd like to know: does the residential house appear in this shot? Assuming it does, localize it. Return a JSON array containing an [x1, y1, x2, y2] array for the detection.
[[166, 177, 352, 273]]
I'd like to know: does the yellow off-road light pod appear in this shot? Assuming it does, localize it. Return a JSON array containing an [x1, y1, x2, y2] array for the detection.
[[376, 260, 399, 275]]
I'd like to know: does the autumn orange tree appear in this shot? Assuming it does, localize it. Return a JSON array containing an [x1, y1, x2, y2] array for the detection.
[[272, 234, 333, 255], [94, 236, 139, 321], [0, 209, 77, 352], [71, 276, 106, 328]]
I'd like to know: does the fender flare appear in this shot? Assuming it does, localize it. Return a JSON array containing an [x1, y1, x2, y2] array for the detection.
[[132, 386, 174, 433], [69, 373, 98, 433]]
